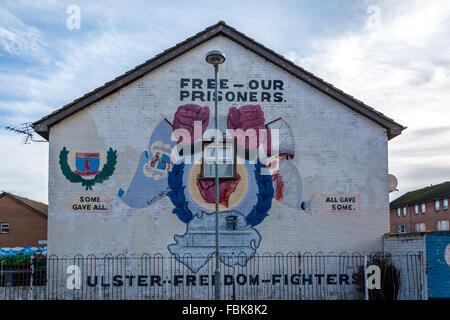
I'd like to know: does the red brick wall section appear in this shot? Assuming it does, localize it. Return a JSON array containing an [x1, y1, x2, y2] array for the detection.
[[0, 196, 47, 247], [390, 199, 450, 233]]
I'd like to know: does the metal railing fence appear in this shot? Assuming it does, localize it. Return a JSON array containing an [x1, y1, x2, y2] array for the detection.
[[0, 251, 425, 300]]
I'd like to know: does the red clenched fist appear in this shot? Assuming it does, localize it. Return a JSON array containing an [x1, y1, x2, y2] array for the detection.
[[173, 104, 210, 144], [227, 105, 270, 151]]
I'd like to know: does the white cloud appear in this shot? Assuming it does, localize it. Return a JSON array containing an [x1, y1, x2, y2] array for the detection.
[[0, 132, 48, 203], [287, 0, 450, 200], [0, 6, 48, 61], [0, 3, 187, 203], [2, 0, 450, 204]]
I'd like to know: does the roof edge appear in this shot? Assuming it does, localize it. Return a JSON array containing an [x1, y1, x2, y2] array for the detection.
[[0, 192, 48, 219], [390, 181, 450, 209], [33, 20, 406, 141]]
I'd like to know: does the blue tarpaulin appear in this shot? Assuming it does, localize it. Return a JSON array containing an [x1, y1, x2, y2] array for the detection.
[[0, 247, 47, 257]]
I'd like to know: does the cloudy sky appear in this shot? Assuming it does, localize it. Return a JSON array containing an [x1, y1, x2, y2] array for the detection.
[[1, 0, 449, 204]]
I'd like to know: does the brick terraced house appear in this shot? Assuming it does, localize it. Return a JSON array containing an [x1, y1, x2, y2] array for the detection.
[[0, 192, 48, 247], [390, 181, 450, 234]]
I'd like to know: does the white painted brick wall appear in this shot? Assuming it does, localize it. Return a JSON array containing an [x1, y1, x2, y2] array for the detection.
[[382, 234, 428, 299], [382, 234, 426, 254], [47, 35, 390, 258]]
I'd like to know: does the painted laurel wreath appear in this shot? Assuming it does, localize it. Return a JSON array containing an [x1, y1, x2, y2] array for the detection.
[[59, 147, 117, 190], [167, 162, 274, 227]]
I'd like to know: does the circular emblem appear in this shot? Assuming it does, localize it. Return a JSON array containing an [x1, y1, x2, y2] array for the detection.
[[445, 244, 450, 267], [186, 164, 249, 211]]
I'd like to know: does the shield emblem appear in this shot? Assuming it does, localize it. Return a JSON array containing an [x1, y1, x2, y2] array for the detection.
[[74, 153, 100, 176], [143, 141, 172, 180]]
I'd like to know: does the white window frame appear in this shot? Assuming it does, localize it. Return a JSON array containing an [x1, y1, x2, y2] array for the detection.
[[397, 224, 406, 233], [415, 223, 426, 232], [444, 199, 448, 210], [436, 220, 449, 231], [201, 139, 236, 179], [0, 223, 10, 234], [435, 200, 440, 211], [397, 208, 401, 217], [403, 207, 407, 216], [421, 203, 426, 214], [414, 204, 419, 214]]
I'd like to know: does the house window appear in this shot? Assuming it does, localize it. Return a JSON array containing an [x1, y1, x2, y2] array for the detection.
[[414, 204, 419, 214], [436, 220, 449, 231], [397, 224, 407, 233], [421, 203, 426, 214], [397, 208, 401, 217], [415, 223, 426, 232], [0, 223, 10, 234], [201, 139, 236, 179], [444, 199, 448, 210], [435, 200, 440, 211], [403, 207, 407, 216]]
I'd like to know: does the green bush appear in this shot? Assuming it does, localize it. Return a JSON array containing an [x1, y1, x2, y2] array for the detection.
[[0, 254, 46, 270]]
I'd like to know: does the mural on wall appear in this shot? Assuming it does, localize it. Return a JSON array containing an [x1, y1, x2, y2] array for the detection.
[[117, 119, 177, 208], [426, 233, 450, 299], [59, 147, 117, 190], [118, 88, 305, 272]]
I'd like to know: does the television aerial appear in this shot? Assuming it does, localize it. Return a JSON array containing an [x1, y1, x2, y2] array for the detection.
[[5, 122, 47, 144]]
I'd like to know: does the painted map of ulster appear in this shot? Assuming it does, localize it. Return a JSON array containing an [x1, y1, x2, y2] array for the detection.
[[168, 210, 261, 273]]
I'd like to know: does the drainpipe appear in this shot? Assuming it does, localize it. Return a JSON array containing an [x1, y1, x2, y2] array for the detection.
[[364, 255, 369, 300], [409, 205, 412, 233]]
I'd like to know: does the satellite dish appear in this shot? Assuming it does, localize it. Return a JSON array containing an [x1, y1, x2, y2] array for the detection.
[[388, 174, 398, 193]]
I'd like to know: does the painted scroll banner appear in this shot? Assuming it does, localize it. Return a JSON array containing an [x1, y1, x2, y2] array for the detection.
[[320, 194, 361, 213]]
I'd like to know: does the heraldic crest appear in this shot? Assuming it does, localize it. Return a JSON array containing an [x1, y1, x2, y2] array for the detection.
[[59, 147, 117, 190]]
